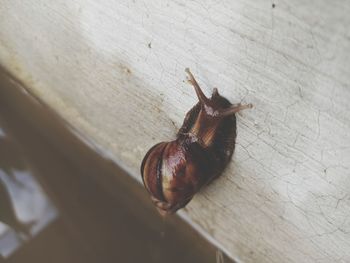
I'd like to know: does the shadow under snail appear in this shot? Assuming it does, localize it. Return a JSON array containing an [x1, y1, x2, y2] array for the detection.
[[141, 68, 252, 215]]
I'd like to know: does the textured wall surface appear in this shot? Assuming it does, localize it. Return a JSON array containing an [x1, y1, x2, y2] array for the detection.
[[1, 0, 350, 262]]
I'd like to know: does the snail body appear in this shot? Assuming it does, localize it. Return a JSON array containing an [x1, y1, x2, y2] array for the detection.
[[141, 69, 252, 215]]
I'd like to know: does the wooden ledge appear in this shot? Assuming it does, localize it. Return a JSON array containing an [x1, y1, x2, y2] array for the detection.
[[1, 1, 350, 262]]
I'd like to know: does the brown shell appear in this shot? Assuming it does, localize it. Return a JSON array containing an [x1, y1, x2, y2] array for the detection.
[[141, 69, 251, 215]]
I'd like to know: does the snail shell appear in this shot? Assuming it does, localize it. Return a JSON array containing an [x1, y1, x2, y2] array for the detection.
[[141, 68, 252, 215]]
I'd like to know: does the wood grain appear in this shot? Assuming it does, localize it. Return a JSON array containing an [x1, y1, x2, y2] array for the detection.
[[1, 0, 350, 262]]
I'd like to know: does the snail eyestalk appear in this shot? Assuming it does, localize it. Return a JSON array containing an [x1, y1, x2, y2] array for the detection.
[[218, 103, 253, 117], [185, 68, 210, 105]]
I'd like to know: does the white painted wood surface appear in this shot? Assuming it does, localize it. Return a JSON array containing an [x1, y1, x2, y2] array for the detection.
[[1, 0, 350, 262]]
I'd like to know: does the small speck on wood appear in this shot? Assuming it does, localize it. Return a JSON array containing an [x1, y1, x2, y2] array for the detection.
[[272, 3, 276, 8], [148, 42, 152, 49]]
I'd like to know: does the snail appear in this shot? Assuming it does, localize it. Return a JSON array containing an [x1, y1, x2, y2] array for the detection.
[[141, 68, 252, 215]]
